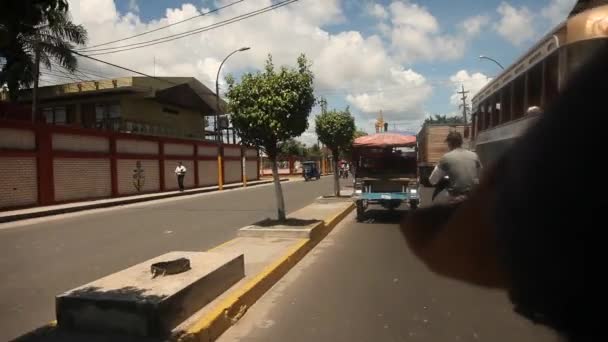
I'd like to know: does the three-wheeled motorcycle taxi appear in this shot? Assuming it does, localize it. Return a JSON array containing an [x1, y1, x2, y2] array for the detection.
[[351, 133, 420, 221], [302, 161, 321, 181]]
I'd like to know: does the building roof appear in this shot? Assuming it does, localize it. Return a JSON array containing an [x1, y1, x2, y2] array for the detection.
[[4, 76, 226, 116]]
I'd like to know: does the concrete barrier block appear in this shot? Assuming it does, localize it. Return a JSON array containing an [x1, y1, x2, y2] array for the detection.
[[56, 251, 244, 337]]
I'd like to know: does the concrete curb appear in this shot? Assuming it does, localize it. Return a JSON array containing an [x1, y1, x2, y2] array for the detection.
[[176, 202, 355, 342], [0, 179, 288, 224]]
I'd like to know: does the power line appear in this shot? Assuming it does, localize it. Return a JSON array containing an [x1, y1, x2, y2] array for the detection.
[[78, 0, 301, 56], [80, 0, 245, 50], [68, 51, 219, 96], [50, 61, 117, 81], [70, 50, 179, 86]]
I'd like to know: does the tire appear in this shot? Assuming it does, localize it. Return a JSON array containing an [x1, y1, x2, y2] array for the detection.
[[409, 200, 419, 210], [356, 200, 366, 222]]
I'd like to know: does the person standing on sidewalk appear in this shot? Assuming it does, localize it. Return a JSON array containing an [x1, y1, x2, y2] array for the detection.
[[174, 161, 187, 192]]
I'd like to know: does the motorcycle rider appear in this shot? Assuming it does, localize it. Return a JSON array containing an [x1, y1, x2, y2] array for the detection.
[[429, 131, 481, 203]]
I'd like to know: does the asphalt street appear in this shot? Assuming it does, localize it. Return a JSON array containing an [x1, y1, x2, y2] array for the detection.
[[218, 205, 559, 342], [0, 177, 334, 341]]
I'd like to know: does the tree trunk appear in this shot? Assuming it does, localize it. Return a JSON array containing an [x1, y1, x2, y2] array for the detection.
[[271, 156, 286, 221], [333, 152, 340, 197], [32, 45, 40, 122]]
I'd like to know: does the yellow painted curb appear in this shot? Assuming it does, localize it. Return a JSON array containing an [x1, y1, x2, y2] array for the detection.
[[176, 202, 355, 342]]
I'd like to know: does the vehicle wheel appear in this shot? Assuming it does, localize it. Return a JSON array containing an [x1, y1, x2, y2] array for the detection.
[[410, 201, 419, 210], [356, 200, 366, 222]]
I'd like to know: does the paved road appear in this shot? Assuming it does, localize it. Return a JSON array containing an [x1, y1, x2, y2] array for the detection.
[[219, 208, 558, 342], [0, 177, 334, 341]]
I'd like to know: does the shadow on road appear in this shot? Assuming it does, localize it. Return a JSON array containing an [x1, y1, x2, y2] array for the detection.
[[13, 325, 161, 342], [358, 209, 408, 224], [14, 286, 173, 342]]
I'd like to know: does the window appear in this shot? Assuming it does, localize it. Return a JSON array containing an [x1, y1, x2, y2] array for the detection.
[[42, 106, 67, 125], [545, 51, 559, 104], [43, 108, 53, 124], [95, 103, 121, 130], [502, 85, 512, 123], [527, 62, 543, 109], [491, 96, 500, 127], [512, 76, 525, 119]]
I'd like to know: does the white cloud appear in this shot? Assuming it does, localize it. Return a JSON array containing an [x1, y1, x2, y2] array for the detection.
[[368, 3, 389, 20], [460, 15, 490, 37], [494, 2, 536, 46], [65, 0, 442, 134], [346, 67, 432, 123], [384, 1, 484, 63], [128, 0, 139, 13], [449, 70, 492, 107], [541, 0, 576, 26]]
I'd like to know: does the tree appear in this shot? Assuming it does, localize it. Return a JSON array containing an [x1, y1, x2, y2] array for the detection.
[[424, 114, 465, 125], [354, 130, 368, 139], [279, 138, 305, 157], [226, 54, 315, 221], [341, 129, 368, 160], [315, 105, 356, 196], [1, 0, 87, 101]]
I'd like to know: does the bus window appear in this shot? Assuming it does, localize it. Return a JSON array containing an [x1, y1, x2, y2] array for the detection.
[[545, 51, 559, 105], [512, 75, 525, 119], [483, 102, 491, 129], [527, 62, 542, 109], [502, 85, 512, 123], [472, 112, 478, 137], [492, 95, 500, 127]]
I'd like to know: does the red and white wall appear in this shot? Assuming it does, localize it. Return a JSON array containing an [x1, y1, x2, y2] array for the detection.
[[0, 121, 259, 210]]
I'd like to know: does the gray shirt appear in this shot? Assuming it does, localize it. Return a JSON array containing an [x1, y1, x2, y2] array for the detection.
[[429, 148, 481, 195]]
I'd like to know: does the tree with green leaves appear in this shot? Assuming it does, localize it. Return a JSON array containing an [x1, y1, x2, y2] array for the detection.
[[279, 138, 306, 157], [341, 128, 368, 160], [315, 104, 356, 196], [226, 54, 315, 221], [424, 114, 465, 125], [1, 0, 87, 102]]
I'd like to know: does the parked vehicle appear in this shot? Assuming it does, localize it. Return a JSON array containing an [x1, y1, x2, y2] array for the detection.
[[302, 161, 321, 181], [351, 133, 420, 221]]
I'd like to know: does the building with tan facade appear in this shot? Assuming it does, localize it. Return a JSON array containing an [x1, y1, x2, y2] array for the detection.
[[1, 76, 225, 140]]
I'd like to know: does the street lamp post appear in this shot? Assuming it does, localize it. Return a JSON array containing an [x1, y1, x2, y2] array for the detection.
[[215, 47, 250, 191], [478, 55, 505, 70]]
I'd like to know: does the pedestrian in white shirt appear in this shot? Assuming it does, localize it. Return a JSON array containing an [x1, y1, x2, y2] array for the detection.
[[175, 162, 187, 191]]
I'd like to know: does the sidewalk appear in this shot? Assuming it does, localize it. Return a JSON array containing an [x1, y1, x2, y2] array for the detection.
[[0, 178, 284, 223]]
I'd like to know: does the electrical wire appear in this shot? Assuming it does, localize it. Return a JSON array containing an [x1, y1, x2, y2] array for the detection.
[[80, 0, 245, 50], [78, 0, 301, 55]]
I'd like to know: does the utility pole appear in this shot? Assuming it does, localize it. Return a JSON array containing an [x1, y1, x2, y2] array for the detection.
[[457, 85, 470, 125], [31, 42, 41, 122]]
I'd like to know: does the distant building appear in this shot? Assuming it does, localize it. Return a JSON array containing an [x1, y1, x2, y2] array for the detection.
[[0, 76, 225, 140]]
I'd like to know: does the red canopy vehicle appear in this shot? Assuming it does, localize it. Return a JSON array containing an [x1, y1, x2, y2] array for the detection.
[[353, 133, 416, 148], [352, 133, 420, 221]]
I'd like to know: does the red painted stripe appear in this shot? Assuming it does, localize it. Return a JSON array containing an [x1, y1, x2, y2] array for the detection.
[[110, 137, 118, 197], [35, 128, 54, 205], [159, 142, 165, 191], [194, 145, 200, 187]]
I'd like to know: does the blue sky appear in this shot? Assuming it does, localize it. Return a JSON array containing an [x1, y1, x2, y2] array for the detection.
[[66, 0, 575, 142]]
